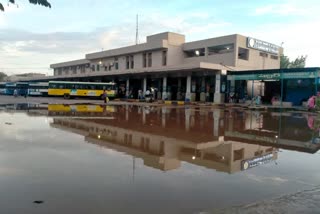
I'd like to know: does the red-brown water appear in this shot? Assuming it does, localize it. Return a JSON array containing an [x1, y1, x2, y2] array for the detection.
[[0, 104, 319, 213]]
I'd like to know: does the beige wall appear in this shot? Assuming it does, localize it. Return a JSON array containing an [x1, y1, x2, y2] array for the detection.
[[183, 52, 235, 66], [51, 32, 283, 77], [235, 35, 281, 70]]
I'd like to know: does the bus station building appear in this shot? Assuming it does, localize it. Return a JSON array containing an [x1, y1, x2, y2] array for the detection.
[[49, 32, 283, 103]]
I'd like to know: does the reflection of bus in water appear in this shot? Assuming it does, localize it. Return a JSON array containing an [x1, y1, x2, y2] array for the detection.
[[28, 82, 49, 96], [48, 81, 117, 99], [48, 104, 116, 116], [5, 82, 29, 96]]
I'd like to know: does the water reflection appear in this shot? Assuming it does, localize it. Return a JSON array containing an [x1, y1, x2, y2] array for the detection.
[[42, 104, 318, 173], [1, 103, 320, 213]]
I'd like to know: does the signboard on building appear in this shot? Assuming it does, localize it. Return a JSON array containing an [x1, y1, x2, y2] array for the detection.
[[228, 70, 320, 81], [241, 153, 274, 170], [247, 37, 279, 55]]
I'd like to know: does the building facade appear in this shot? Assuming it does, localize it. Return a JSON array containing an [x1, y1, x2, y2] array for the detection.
[[50, 32, 283, 103]]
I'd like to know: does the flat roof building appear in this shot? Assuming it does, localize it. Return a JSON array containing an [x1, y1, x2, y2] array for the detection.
[[50, 32, 283, 103]]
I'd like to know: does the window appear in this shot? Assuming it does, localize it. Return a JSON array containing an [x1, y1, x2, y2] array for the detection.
[[208, 44, 234, 55], [115, 57, 119, 70], [65, 70, 69, 75], [143, 53, 147, 68], [72, 66, 77, 74], [126, 56, 130, 69], [233, 148, 244, 161], [260, 52, 268, 58], [184, 48, 205, 57], [130, 55, 134, 69], [238, 47, 249, 60], [80, 65, 85, 73], [96, 64, 100, 71], [271, 55, 279, 60], [147, 52, 152, 67], [162, 50, 167, 66], [91, 65, 95, 72]]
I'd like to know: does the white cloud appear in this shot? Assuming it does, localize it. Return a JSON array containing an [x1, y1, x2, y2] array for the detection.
[[245, 19, 320, 67], [253, 3, 308, 16], [0, 12, 233, 75], [1, 7, 319, 76]]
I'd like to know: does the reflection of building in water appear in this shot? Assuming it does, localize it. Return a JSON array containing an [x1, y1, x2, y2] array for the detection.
[[225, 110, 320, 154], [51, 113, 278, 173]]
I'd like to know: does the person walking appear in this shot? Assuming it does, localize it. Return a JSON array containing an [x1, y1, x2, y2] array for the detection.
[[102, 90, 108, 104], [13, 89, 18, 98]]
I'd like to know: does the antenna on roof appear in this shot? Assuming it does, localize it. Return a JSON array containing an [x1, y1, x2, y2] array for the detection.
[[135, 14, 139, 45]]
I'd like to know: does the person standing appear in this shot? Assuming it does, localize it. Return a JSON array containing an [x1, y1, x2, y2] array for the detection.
[[13, 89, 18, 98], [138, 89, 143, 100], [102, 90, 107, 104]]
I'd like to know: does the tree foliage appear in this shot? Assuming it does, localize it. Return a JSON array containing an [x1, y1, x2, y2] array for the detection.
[[0, 72, 8, 82], [0, 0, 51, 11], [280, 55, 307, 69]]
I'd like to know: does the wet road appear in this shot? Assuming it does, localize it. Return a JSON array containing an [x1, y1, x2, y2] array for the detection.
[[0, 103, 320, 214]]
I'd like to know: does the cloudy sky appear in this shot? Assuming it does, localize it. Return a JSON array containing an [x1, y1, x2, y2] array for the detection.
[[0, 0, 319, 75]]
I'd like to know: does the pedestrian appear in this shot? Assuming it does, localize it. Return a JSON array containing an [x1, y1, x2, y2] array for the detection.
[[255, 95, 261, 105], [102, 90, 107, 104], [138, 89, 143, 100], [13, 89, 18, 98], [307, 95, 316, 110]]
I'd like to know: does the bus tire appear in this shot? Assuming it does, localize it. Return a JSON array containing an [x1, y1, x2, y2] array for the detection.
[[64, 93, 70, 99]]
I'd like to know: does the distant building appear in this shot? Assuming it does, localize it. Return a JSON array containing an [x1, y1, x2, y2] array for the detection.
[[5, 73, 46, 82], [50, 32, 283, 103]]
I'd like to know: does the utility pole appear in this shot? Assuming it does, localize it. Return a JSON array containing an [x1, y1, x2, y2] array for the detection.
[[135, 14, 139, 45]]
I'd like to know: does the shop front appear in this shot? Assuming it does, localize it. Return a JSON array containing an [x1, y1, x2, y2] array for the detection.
[[227, 67, 320, 106]]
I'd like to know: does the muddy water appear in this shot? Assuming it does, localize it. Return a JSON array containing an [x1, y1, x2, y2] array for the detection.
[[0, 104, 319, 214]]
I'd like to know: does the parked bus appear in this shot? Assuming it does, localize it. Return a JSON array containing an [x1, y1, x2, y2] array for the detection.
[[5, 82, 29, 96], [0, 82, 6, 94], [27, 82, 49, 96], [48, 81, 117, 99]]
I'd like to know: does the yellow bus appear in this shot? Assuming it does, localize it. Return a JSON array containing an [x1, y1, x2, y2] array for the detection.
[[48, 104, 115, 112], [48, 81, 117, 99]]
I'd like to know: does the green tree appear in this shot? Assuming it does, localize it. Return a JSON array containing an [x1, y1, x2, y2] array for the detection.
[[280, 55, 307, 68], [0, 0, 51, 11], [0, 72, 7, 81]]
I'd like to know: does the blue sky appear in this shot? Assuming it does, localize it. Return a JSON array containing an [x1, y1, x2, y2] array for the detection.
[[0, 0, 319, 75]]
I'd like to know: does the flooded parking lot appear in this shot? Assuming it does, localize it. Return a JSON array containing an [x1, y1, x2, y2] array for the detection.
[[0, 103, 320, 214]]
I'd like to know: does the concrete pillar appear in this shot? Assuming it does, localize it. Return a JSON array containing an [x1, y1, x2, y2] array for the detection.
[[126, 79, 130, 98], [126, 105, 129, 121], [143, 77, 147, 96], [200, 77, 206, 102], [185, 75, 192, 102], [214, 74, 225, 104], [177, 78, 182, 100], [213, 109, 221, 137], [185, 108, 191, 131], [162, 77, 167, 100], [162, 107, 167, 128], [142, 108, 146, 125], [230, 79, 235, 93]]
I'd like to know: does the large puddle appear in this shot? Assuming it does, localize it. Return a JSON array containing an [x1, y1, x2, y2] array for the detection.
[[0, 103, 320, 214]]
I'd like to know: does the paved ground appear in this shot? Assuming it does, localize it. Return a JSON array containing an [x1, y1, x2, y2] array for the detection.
[[213, 186, 320, 214]]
